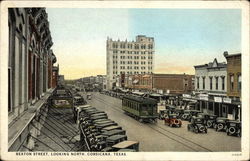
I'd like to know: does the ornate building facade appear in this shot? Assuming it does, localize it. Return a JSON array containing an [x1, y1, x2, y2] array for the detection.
[[8, 8, 57, 151]]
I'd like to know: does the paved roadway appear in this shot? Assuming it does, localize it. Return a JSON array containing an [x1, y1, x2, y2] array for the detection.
[[81, 92, 241, 152]]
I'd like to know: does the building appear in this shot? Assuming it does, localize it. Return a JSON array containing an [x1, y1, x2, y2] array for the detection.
[[193, 52, 241, 120], [106, 35, 155, 90], [124, 73, 194, 94], [194, 58, 227, 115], [224, 52, 241, 120], [8, 8, 57, 151]]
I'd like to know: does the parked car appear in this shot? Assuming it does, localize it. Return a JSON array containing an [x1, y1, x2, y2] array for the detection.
[[164, 114, 182, 127], [226, 120, 241, 137], [205, 114, 218, 128], [112, 140, 139, 152], [214, 117, 229, 132], [197, 113, 217, 126], [87, 94, 92, 100], [175, 108, 184, 119], [159, 110, 168, 120], [182, 110, 202, 122], [187, 117, 207, 133]]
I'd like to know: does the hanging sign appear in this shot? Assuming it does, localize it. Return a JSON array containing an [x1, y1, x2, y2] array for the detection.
[[223, 97, 232, 103]]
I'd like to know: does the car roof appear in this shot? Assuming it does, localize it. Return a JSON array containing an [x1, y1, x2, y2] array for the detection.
[[112, 141, 139, 149], [103, 129, 125, 135], [227, 120, 240, 123], [103, 125, 121, 130], [217, 117, 229, 120]]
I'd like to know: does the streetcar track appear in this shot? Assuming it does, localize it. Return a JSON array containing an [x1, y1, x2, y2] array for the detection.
[[91, 93, 213, 152]]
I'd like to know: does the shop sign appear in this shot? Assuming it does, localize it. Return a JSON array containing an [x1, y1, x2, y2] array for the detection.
[[214, 97, 222, 103], [223, 97, 232, 103], [199, 94, 208, 101], [158, 90, 163, 94], [183, 94, 191, 98]]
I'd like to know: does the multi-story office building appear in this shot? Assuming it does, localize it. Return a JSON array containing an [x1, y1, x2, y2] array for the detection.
[[106, 35, 155, 90]]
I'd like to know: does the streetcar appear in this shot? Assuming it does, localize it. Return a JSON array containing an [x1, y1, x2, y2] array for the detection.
[[122, 95, 158, 123]]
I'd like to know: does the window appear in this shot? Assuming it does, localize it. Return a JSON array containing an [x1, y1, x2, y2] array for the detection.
[[215, 77, 218, 90], [209, 77, 213, 90], [202, 77, 205, 89], [230, 75, 234, 91], [238, 74, 241, 92], [196, 77, 199, 89], [221, 76, 225, 90]]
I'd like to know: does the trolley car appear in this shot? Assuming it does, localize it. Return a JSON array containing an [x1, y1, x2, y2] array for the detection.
[[122, 95, 158, 123]]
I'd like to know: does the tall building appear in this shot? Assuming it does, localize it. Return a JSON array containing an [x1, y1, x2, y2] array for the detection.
[[106, 35, 155, 90], [8, 8, 57, 151]]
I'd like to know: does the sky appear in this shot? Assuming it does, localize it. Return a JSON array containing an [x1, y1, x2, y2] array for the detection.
[[46, 8, 241, 80]]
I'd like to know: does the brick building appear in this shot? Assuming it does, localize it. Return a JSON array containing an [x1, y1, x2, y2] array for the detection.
[[224, 52, 241, 120], [124, 74, 194, 94]]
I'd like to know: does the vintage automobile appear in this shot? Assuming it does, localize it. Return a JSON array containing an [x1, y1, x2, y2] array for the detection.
[[73, 96, 86, 106], [187, 117, 207, 133], [182, 110, 202, 122], [159, 110, 168, 120], [102, 129, 126, 138], [101, 125, 122, 132], [87, 94, 92, 100], [205, 114, 218, 128], [96, 122, 118, 131], [73, 104, 91, 123], [226, 120, 241, 137], [214, 117, 229, 132], [112, 141, 139, 152], [175, 108, 184, 119], [101, 135, 128, 151], [164, 114, 182, 127], [197, 113, 217, 126]]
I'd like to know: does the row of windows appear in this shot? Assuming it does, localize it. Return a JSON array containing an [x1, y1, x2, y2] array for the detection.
[[122, 99, 140, 111], [112, 43, 154, 50], [113, 51, 154, 54], [113, 66, 152, 70], [115, 56, 153, 60], [113, 61, 153, 65], [197, 76, 225, 90], [112, 71, 153, 76]]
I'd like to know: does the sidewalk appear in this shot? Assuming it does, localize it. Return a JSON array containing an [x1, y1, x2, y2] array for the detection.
[[32, 107, 83, 151]]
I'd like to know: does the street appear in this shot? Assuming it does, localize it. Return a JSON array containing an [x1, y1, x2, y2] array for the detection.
[[82, 92, 240, 152]]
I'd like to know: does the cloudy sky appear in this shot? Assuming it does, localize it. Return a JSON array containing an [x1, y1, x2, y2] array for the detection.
[[46, 8, 241, 79]]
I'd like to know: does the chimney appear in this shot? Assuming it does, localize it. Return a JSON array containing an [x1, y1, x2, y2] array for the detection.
[[223, 51, 228, 57]]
